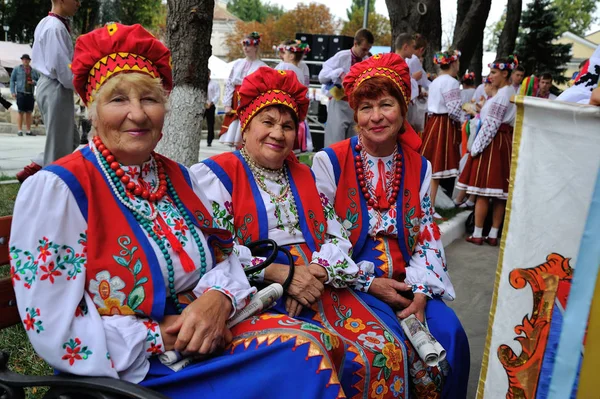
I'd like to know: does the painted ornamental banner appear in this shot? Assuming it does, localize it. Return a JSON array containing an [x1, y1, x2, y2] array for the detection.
[[477, 96, 600, 399]]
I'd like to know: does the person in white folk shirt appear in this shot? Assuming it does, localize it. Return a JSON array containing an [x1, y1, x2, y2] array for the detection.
[[420, 50, 463, 219], [557, 44, 600, 104], [205, 75, 220, 147], [405, 34, 430, 95], [275, 41, 311, 88], [318, 28, 373, 147], [16, 0, 80, 183], [460, 72, 476, 106], [457, 56, 518, 247], [510, 64, 526, 92], [219, 32, 266, 148], [535, 73, 557, 99]]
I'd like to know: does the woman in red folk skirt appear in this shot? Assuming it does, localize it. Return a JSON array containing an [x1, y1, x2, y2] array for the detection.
[[421, 50, 463, 218], [456, 56, 518, 246]]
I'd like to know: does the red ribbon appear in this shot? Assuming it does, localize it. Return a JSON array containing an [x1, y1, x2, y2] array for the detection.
[[156, 216, 196, 273], [375, 159, 391, 210]]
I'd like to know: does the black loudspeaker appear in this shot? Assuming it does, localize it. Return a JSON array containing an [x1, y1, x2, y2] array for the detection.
[[295, 33, 313, 60], [307, 63, 322, 83], [328, 35, 354, 58], [311, 35, 329, 62]]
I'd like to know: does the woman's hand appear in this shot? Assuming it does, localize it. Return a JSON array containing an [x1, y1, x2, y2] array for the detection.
[[286, 297, 304, 318], [159, 315, 180, 352], [165, 290, 233, 356], [308, 263, 328, 283], [368, 277, 413, 310], [265, 263, 324, 306], [396, 293, 428, 323], [225, 106, 232, 114]]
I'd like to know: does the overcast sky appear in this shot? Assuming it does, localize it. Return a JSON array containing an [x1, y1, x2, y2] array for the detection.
[[264, 0, 600, 46]]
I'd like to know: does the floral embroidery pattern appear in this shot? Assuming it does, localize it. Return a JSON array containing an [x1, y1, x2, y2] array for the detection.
[[144, 320, 163, 355], [107, 236, 149, 314], [371, 378, 389, 399], [342, 188, 359, 232], [75, 300, 88, 318], [10, 236, 86, 289], [211, 201, 235, 234], [358, 331, 386, 350], [62, 338, 92, 366], [89, 270, 136, 316], [344, 317, 366, 333], [23, 307, 44, 333], [390, 375, 405, 397]]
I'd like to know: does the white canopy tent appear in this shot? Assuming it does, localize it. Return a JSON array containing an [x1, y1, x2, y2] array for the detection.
[[208, 55, 232, 81], [0, 42, 34, 69]]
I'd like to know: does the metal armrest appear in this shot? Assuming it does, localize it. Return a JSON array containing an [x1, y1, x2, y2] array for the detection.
[[0, 352, 169, 399]]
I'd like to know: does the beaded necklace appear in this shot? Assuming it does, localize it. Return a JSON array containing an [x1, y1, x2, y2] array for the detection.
[[240, 148, 299, 236], [92, 139, 207, 313]]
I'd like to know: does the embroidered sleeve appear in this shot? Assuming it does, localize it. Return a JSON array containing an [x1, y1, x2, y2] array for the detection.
[[471, 96, 509, 156], [318, 52, 346, 85], [441, 86, 464, 122], [311, 152, 376, 291], [405, 163, 456, 301], [222, 60, 240, 107], [189, 163, 267, 284], [9, 171, 153, 381]]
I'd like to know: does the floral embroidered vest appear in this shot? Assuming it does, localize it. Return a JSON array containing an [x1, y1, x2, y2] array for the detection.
[[48, 147, 233, 320], [203, 152, 327, 252], [321, 136, 427, 271]]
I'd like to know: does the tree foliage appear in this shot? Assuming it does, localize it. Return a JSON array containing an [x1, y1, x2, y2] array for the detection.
[[227, 0, 284, 23], [515, 0, 572, 84], [346, 0, 375, 21], [553, 0, 598, 36], [225, 3, 338, 60], [342, 9, 392, 46], [111, 0, 163, 29]]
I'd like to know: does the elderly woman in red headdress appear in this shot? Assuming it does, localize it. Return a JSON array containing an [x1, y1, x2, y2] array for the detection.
[[195, 67, 447, 399], [312, 53, 470, 398], [9, 24, 347, 399]]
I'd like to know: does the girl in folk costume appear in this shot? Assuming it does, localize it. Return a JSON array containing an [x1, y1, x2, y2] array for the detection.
[[420, 50, 463, 217], [10, 24, 346, 399], [219, 32, 266, 147], [313, 53, 470, 398], [457, 56, 518, 246], [275, 40, 313, 152], [194, 66, 450, 399]]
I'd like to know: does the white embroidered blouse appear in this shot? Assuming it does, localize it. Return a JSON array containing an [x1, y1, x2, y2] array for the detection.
[[190, 161, 374, 292], [223, 58, 266, 107], [471, 85, 516, 156], [312, 151, 456, 301], [9, 147, 255, 383], [427, 74, 463, 122]]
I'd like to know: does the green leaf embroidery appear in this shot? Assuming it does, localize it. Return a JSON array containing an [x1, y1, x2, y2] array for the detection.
[[113, 256, 129, 268], [373, 353, 387, 368], [384, 365, 392, 380], [384, 330, 394, 343], [127, 285, 145, 310], [133, 260, 143, 276]]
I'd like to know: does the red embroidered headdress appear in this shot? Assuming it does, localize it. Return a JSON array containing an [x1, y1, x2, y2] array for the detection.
[[71, 23, 173, 105], [237, 66, 309, 132], [342, 52, 411, 110]]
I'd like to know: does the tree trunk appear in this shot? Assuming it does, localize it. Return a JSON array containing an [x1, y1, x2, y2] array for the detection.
[[156, 0, 213, 166], [386, 0, 441, 72], [469, 38, 483, 84], [453, 0, 473, 40], [495, 0, 522, 59], [451, 0, 492, 76]]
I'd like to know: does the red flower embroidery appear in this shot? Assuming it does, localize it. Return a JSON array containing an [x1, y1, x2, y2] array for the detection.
[[147, 342, 163, 355], [23, 312, 36, 330], [142, 162, 151, 176], [127, 166, 140, 179], [38, 242, 52, 262], [173, 218, 189, 233], [144, 320, 158, 332], [40, 262, 62, 284]]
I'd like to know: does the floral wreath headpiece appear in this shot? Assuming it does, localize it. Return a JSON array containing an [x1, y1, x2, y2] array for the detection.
[[274, 40, 311, 55], [484, 76, 492, 84], [489, 55, 518, 71], [433, 50, 461, 65], [462, 72, 475, 81], [242, 32, 261, 46]]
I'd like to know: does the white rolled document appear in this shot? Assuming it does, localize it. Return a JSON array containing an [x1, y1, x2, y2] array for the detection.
[[159, 283, 284, 371], [400, 314, 446, 367]]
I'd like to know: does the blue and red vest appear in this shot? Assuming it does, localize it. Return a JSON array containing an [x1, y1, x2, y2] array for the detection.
[[202, 152, 327, 253], [46, 147, 232, 320], [321, 136, 428, 273]]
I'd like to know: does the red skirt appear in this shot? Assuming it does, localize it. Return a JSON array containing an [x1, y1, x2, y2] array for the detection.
[[219, 85, 241, 137], [456, 123, 513, 199], [420, 113, 461, 178]]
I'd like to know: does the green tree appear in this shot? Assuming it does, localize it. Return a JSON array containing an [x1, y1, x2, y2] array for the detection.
[[346, 0, 375, 21], [264, 2, 285, 20], [73, 0, 102, 35], [3, 0, 47, 43], [553, 0, 598, 36], [515, 0, 572, 84], [342, 9, 391, 46], [117, 0, 162, 29], [227, 0, 267, 22], [485, 12, 505, 52]]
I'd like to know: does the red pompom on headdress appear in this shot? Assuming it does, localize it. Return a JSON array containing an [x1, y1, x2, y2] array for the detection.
[[237, 67, 309, 132], [71, 23, 172, 106], [342, 52, 411, 110]]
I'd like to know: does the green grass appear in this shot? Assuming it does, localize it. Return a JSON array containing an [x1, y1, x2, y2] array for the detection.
[[0, 175, 17, 181], [1, 182, 52, 398], [436, 207, 466, 223]]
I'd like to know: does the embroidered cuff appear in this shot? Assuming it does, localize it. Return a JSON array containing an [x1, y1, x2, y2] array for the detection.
[[353, 272, 375, 293], [202, 286, 241, 318], [411, 283, 434, 298], [142, 318, 165, 357]]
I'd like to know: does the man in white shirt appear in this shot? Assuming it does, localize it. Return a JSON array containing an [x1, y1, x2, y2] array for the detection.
[[205, 76, 220, 147], [405, 34, 430, 93], [318, 28, 374, 147], [536, 73, 557, 100], [511, 65, 525, 92], [18, 0, 80, 182]]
